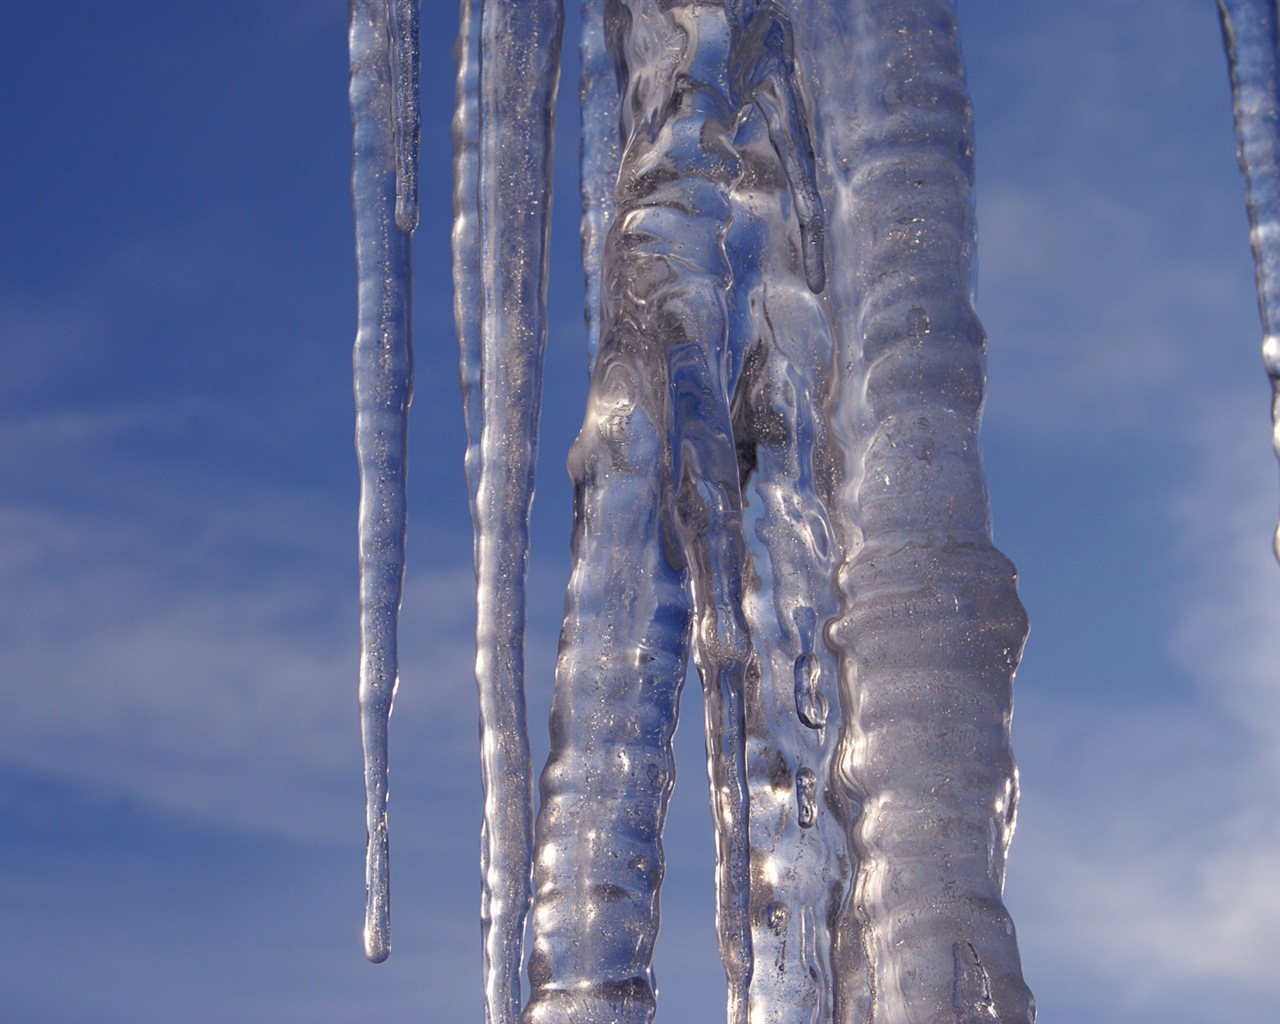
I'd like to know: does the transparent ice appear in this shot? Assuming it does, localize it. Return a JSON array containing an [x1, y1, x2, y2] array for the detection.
[[349, 0, 415, 966], [352, 0, 1038, 1020]]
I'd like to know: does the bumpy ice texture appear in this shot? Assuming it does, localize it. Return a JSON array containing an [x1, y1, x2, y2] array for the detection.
[[448, 2, 1034, 1021]]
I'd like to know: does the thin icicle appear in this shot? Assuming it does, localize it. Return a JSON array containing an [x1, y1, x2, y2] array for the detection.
[[465, 1, 564, 1021], [1220, 0, 1280, 560], [578, 0, 621, 373], [452, 2, 481, 523], [349, 0, 415, 965], [389, 0, 421, 233]]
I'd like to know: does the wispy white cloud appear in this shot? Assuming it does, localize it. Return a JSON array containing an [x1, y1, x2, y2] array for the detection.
[[1005, 394, 1280, 1020], [966, 1, 1254, 441], [0, 494, 482, 843]]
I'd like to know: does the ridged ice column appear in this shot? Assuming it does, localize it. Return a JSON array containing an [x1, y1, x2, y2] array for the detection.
[[818, 3, 1035, 1020], [1220, 0, 1280, 560], [525, 4, 753, 1021]]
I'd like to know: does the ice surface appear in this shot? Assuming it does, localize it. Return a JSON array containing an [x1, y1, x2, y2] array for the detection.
[[577, 0, 620, 372], [437, 1, 1035, 1020]]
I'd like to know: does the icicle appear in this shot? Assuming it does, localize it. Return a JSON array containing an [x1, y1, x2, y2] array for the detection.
[[1220, 0, 1280, 561], [389, 0, 420, 233], [458, 1, 565, 1021], [526, 4, 754, 1021], [443, 1, 1034, 1019], [349, 0, 416, 965], [812, 2, 1034, 1019], [578, 0, 621, 373], [726, 10, 850, 1019], [453, 0, 481, 518], [732, 0, 827, 296]]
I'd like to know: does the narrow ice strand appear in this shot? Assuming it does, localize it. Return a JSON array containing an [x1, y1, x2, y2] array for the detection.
[[731, 0, 827, 295], [349, 0, 414, 965], [815, 2, 1034, 1019], [470, 1, 564, 1020], [1220, 0, 1280, 560], [452, 0, 481, 520], [619, 6, 755, 1015], [579, 0, 621, 372], [389, 0, 420, 232]]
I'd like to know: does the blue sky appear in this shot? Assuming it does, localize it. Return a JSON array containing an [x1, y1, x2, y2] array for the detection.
[[2, 2, 1278, 1021]]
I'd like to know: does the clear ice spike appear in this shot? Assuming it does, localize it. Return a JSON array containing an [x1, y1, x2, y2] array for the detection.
[[1220, 0, 1280, 561], [465, 1, 565, 1021], [349, 0, 415, 965]]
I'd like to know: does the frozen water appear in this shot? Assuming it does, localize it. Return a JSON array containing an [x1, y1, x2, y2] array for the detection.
[[459, 2, 564, 1022], [514, 2, 1031, 1021], [351, 0, 1037, 1020], [348, 0, 415, 965]]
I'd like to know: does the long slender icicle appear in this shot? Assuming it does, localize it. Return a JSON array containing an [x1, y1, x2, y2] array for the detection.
[[815, 2, 1034, 1019], [578, 0, 620, 373], [349, 0, 416, 965], [463, 2, 564, 1021], [1220, 0, 1280, 560]]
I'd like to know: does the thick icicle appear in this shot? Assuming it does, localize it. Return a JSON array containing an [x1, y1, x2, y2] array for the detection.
[[1220, 0, 1280, 560], [526, 4, 753, 1021], [349, 0, 415, 965], [810, 2, 1034, 1019], [462, 1, 564, 1021]]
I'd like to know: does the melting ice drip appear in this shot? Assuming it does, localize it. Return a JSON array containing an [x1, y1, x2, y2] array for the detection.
[[351, 1, 1037, 1021], [1220, 0, 1280, 561]]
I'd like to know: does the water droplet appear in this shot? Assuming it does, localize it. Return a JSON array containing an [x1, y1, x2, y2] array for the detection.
[[796, 767, 817, 829]]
